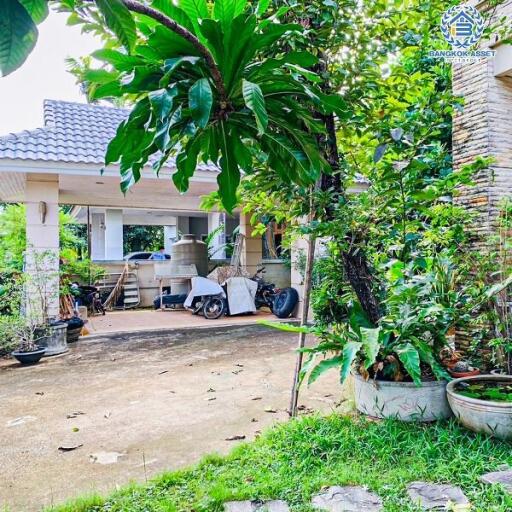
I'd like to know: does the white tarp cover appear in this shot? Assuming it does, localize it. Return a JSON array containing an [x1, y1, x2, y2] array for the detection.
[[225, 277, 257, 315], [184, 277, 225, 307]]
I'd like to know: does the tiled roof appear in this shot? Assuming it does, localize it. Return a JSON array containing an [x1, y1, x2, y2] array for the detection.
[[0, 100, 217, 171]]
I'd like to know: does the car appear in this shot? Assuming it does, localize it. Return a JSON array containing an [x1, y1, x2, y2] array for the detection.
[[123, 252, 171, 260]]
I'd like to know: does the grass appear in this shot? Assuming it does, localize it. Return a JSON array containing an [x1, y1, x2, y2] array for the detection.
[[49, 414, 512, 512]]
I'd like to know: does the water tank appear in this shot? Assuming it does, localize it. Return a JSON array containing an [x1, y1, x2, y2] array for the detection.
[[170, 234, 208, 294]]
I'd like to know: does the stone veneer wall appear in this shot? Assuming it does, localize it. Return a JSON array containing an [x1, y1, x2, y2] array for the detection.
[[453, 1, 512, 239], [452, 1, 512, 354]]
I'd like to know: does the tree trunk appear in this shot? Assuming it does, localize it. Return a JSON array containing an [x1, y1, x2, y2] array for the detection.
[[318, 108, 381, 323]]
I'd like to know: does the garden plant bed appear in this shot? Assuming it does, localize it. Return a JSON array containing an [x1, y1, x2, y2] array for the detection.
[[49, 415, 512, 512]]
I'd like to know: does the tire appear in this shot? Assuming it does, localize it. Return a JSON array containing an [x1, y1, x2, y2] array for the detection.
[[272, 287, 299, 318], [202, 296, 227, 319]]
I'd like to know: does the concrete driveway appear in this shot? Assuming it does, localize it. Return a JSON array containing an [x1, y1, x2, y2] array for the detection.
[[0, 325, 344, 511]]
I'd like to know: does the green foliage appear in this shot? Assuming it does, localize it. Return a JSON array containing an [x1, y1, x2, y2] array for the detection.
[[58, 0, 336, 212], [48, 415, 512, 512], [123, 225, 164, 254], [0, 0, 48, 76]]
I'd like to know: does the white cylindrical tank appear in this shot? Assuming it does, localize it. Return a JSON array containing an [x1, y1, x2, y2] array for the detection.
[[170, 234, 208, 294]]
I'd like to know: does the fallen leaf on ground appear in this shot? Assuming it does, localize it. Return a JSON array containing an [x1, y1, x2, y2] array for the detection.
[[58, 444, 83, 452], [72, 427, 79, 432], [251, 418, 258, 422], [35, 392, 44, 396], [225, 435, 246, 441], [207, 388, 216, 393], [158, 370, 169, 375], [104, 411, 111, 419], [235, 364, 244, 367], [264, 407, 277, 413], [66, 412, 85, 419], [206, 397, 217, 401], [251, 396, 262, 401]]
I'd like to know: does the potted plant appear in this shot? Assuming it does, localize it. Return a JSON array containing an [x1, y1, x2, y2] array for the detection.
[[24, 250, 68, 356], [447, 375, 512, 440], [269, 255, 473, 422], [10, 316, 47, 365]]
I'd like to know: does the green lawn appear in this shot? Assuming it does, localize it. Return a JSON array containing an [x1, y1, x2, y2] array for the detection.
[[50, 415, 512, 512]]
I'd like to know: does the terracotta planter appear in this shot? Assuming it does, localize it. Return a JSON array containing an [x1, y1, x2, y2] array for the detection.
[[447, 375, 512, 440], [353, 373, 452, 422], [449, 368, 480, 379]]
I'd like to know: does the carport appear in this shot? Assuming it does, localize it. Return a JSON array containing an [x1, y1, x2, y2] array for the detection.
[[0, 100, 266, 317]]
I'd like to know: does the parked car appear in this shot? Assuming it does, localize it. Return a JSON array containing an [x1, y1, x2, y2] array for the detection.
[[123, 252, 170, 260]]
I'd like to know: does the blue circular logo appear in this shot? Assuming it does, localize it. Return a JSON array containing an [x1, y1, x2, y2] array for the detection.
[[441, 5, 484, 49]]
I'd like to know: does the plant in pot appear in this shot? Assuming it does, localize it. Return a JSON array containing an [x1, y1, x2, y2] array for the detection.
[[446, 273, 512, 440], [9, 315, 48, 365], [24, 249, 68, 356], [270, 254, 473, 421]]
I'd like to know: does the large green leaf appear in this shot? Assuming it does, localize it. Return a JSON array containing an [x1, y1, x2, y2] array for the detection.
[[395, 343, 422, 386], [213, 0, 247, 33], [415, 339, 451, 382], [18, 0, 48, 24], [0, 0, 38, 77], [340, 341, 362, 383], [92, 49, 144, 71], [308, 355, 344, 386], [173, 137, 202, 192], [177, 0, 208, 36], [217, 122, 241, 213], [151, 0, 196, 33], [360, 327, 381, 369], [189, 78, 213, 129], [242, 79, 268, 135], [96, 0, 136, 53]]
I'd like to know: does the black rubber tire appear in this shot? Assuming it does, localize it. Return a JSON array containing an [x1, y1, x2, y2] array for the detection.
[[203, 296, 227, 319], [272, 287, 299, 318]]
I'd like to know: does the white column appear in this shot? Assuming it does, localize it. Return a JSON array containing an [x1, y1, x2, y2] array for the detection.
[[239, 211, 262, 275], [104, 208, 123, 260], [25, 175, 60, 321], [176, 216, 190, 238], [90, 213, 105, 260], [208, 212, 226, 259], [164, 225, 177, 254]]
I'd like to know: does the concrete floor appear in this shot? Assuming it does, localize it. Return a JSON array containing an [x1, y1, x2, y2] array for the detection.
[[0, 325, 346, 511], [87, 309, 276, 335]]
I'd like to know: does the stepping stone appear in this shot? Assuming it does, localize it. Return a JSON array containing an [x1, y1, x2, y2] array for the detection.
[[479, 469, 512, 493], [312, 486, 383, 511], [407, 482, 469, 510], [224, 500, 289, 511]]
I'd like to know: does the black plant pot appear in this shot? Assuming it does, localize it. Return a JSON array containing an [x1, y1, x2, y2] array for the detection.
[[11, 347, 46, 365]]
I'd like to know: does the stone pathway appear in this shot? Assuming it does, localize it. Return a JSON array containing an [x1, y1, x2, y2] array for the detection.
[[224, 469, 512, 511], [407, 482, 469, 510], [224, 500, 289, 511], [312, 486, 383, 511], [479, 469, 512, 493]]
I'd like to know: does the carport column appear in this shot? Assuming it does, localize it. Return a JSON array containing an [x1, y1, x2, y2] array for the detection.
[[176, 216, 190, 238], [25, 174, 60, 321], [208, 212, 226, 259], [164, 225, 177, 254], [239, 211, 262, 275], [104, 209, 123, 260], [90, 212, 105, 260]]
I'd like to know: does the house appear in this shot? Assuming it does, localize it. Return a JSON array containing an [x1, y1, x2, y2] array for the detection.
[[0, 100, 271, 313]]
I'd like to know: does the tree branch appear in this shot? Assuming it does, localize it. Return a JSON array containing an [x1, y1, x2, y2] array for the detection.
[[109, 0, 229, 106]]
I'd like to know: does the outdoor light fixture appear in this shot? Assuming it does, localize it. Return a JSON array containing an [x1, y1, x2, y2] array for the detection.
[[38, 201, 47, 224]]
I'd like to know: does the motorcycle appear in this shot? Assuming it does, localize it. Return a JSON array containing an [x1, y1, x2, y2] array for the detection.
[[251, 267, 299, 318]]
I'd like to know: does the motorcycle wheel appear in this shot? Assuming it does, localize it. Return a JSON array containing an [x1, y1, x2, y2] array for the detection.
[[272, 287, 299, 318], [203, 297, 227, 319]]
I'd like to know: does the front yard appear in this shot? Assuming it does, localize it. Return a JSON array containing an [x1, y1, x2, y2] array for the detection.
[[0, 326, 340, 511], [52, 415, 512, 512]]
